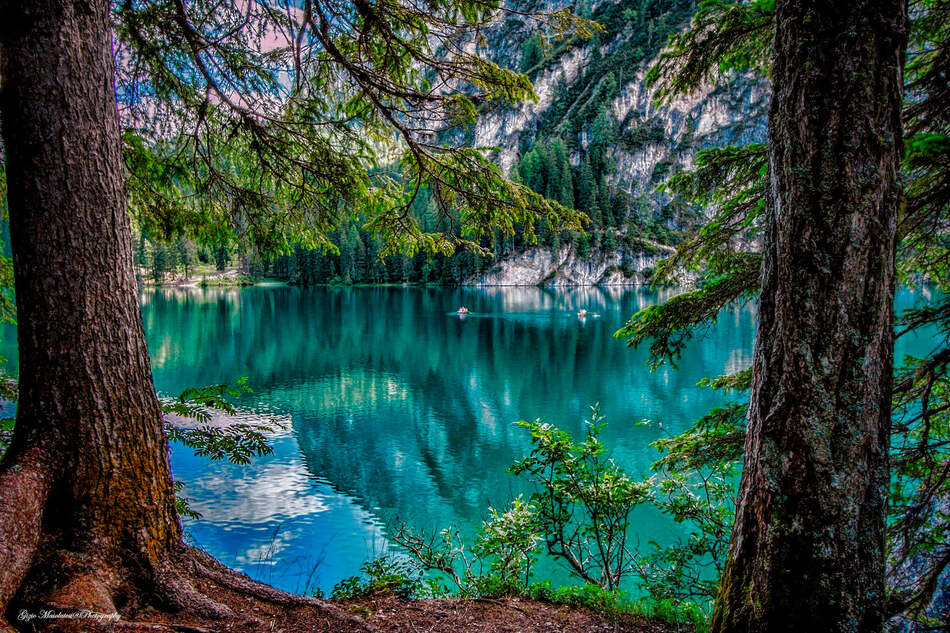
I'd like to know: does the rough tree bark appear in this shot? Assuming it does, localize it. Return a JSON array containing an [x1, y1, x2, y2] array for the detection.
[[0, 1, 373, 630], [0, 0, 185, 612], [709, 2, 907, 633]]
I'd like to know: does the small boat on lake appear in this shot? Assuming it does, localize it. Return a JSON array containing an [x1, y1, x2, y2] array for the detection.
[[577, 308, 587, 318], [456, 306, 470, 315]]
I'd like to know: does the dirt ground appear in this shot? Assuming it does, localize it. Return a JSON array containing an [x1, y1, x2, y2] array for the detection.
[[339, 594, 678, 633], [76, 579, 682, 633]]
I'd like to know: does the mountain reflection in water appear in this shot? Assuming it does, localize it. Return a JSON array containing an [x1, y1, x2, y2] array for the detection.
[[142, 285, 757, 594]]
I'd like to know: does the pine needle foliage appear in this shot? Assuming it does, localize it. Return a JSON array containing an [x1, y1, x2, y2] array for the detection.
[[113, 0, 597, 257], [646, 0, 774, 103]]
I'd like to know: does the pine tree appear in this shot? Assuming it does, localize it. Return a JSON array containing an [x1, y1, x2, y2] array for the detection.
[[151, 240, 170, 284], [550, 138, 575, 208], [176, 237, 196, 279], [576, 155, 597, 214], [520, 32, 545, 72], [213, 244, 229, 271]]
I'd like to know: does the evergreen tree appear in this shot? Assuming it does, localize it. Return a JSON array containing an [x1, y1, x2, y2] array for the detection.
[[624, 0, 937, 629], [576, 155, 597, 214], [176, 237, 196, 279], [213, 244, 229, 271], [710, 3, 905, 630], [351, 226, 367, 282], [550, 138, 574, 207], [0, 1, 594, 624], [151, 240, 169, 284], [135, 231, 148, 270], [520, 32, 545, 72]]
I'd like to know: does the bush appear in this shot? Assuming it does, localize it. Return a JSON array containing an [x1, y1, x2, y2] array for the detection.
[[510, 406, 650, 590], [392, 405, 732, 621], [332, 555, 445, 599], [391, 496, 542, 597]]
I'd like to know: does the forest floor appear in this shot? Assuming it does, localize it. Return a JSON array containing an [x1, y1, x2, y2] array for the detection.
[[108, 579, 683, 633]]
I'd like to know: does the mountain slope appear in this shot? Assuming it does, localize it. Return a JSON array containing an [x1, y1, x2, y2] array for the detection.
[[464, 0, 767, 285]]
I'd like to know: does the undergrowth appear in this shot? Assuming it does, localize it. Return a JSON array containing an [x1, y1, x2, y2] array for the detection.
[[331, 554, 705, 632]]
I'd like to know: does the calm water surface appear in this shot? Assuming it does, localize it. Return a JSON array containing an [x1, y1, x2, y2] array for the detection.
[[146, 284, 755, 595], [0, 285, 936, 595]]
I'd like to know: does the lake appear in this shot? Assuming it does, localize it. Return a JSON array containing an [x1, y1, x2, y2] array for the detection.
[[146, 284, 755, 595], [0, 285, 936, 596]]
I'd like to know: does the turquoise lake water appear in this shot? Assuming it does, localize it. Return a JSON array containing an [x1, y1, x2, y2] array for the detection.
[[148, 284, 755, 595], [0, 285, 937, 595]]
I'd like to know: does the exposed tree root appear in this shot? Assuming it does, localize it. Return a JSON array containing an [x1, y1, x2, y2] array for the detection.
[[153, 559, 239, 622], [0, 453, 382, 632], [42, 572, 119, 615], [0, 447, 55, 614], [3, 545, 383, 633], [186, 547, 323, 607], [183, 546, 384, 632]]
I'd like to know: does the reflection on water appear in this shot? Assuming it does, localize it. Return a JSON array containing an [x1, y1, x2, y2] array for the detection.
[[141, 285, 757, 594], [0, 285, 929, 593]]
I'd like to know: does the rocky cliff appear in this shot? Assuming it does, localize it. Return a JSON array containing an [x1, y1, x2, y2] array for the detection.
[[471, 243, 673, 286], [465, 0, 768, 286], [479, 0, 768, 197]]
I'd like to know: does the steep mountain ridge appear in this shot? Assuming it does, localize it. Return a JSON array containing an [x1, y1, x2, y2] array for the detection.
[[467, 0, 768, 285]]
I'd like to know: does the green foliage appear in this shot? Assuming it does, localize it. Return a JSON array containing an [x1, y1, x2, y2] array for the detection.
[[393, 405, 734, 621], [619, 124, 667, 151], [656, 144, 767, 284], [517, 139, 575, 211], [615, 255, 760, 369], [176, 237, 197, 278], [161, 377, 251, 421], [162, 378, 281, 466], [391, 496, 543, 598], [0, 357, 16, 457], [887, 341, 950, 621], [696, 368, 752, 392], [475, 496, 543, 590], [641, 463, 735, 610], [114, 0, 595, 261], [527, 581, 707, 630], [173, 480, 202, 520], [509, 406, 651, 590], [901, 130, 950, 285], [165, 422, 276, 465], [332, 555, 445, 599], [160, 378, 282, 521], [0, 255, 14, 325], [647, 0, 774, 103], [652, 404, 747, 472], [151, 240, 171, 283], [520, 33, 547, 72], [213, 244, 230, 271], [0, 417, 14, 458]]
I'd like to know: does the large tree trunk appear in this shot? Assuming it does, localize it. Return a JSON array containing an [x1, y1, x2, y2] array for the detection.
[[710, 2, 906, 633], [0, 1, 362, 629], [0, 0, 184, 616]]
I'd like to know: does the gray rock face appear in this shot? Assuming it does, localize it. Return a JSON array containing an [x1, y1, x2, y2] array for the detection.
[[606, 76, 768, 202], [468, 1, 768, 283], [469, 245, 672, 286], [477, 2, 769, 208]]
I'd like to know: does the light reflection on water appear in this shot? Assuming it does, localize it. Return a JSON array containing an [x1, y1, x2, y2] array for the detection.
[[142, 284, 757, 595], [0, 285, 934, 595]]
